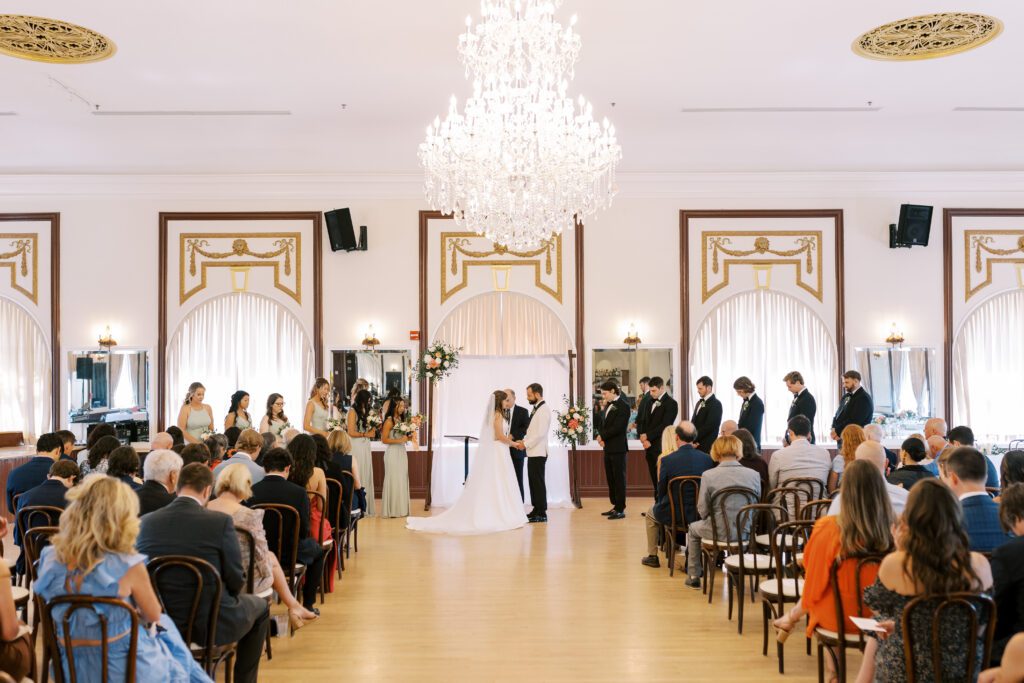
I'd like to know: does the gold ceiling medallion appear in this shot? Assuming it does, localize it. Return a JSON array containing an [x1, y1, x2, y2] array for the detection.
[[0, 15, 115, 64], [0, 234, 38, 304], [853, 13, 1002, 61], [964, 230, 1024, 301], [702, 231, 823, 303], [179, 233, 301, 305], [440, 232, 563, 305]]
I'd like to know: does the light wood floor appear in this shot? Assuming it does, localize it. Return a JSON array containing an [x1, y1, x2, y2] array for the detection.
[[258, 498, 860, 682]]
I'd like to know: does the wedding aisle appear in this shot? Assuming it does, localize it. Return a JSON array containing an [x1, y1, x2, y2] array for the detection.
[[258, 498, 843, 681]]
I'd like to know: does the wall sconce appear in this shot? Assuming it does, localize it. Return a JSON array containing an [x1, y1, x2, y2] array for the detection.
[[98, 325, 118, 350], [623, 322, 642, 349], [229, 266, 251, 293], [885, 322, 905, 348], [491, 265, 511, 291], [361, 324, 380, 352], [752, 264, 772, 290]]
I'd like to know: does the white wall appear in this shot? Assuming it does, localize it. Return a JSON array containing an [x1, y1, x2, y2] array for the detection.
[[4, 171, 1024, 428]]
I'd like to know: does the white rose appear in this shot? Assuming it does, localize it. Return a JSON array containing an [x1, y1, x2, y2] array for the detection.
[[423, 354, 431, 362], [443, 361, 449, 367], [576, 426, 583, 433]]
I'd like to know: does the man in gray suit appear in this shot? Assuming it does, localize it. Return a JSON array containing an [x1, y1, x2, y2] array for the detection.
[[684, 435, 761, 589]]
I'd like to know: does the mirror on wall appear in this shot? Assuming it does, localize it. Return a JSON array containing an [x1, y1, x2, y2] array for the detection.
[[592, 347, 673, 440], [67, 349, 150, 442], [852, 346, 936, 418], [331, 349, 414, 414]]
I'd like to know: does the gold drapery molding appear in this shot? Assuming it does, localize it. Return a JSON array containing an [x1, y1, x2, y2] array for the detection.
[[965, 230, 1024, 301], [702, 231, 823, 302], [0, 233, 38, 304], [179, 233, 301, 304], [440, 231, 562, 304]]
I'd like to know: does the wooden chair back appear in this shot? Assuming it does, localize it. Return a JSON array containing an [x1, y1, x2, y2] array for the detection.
[[827, 553, 886, 680], [22, 525, 59, 586], [43, 595, 139, 683], [253, 503, 302, 581], [782, 476, 827, 503], [235, 528, 257, 593], [767, 486, 805, 520], [707, 486, 760, 546], [341, 471, 358, 526], [147, 555, 223, 669], [764, 519, 814, 605], [666, 475, 702, 538], [800, 499, 832, 522], [325, 478, 344, 531], [308, 490, 329, 544], [901, 592, 996, 682], [734, 503, 788, 571]]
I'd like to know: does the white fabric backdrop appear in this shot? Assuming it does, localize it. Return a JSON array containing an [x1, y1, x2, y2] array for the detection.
[[690, 290, 838, 445], [953, 290, 1024, 441], [0, 296, 51, 441], [433, 291, 573, 356], [165, 293, 315, 428]]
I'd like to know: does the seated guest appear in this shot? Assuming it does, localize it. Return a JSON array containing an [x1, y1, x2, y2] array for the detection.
[[922, 434, 947, 475], [641, 422, 716, 569], [203, 434, 226, 468], [80, 434, 121, 477], [150, 431, 174, 451], [864, 423, 899, 473], [54, 429, 79, 462], [137, 464, 269, 683], [181, 442, 211, 467], [258, 432, 277, 465], [992, 484, 1024, 665], [683, 435, 761, 589], [214, 429, 265, 485], [859, 478, 992, 682], [34, 475, 211, 683], [828, 424, 866, 493], [76, 423, 117, 470], [6, 432, 63, 513], [980, 632, 1024, 682], [886, 437, 935, 491], [719, 420, 738, 438], [288, 434, 335, 590], [948, 425, 1000, 489], [0, 516, 33, 680], [940, 446, 1010, 553], [206, 464, 318, 628], [223, 426, 242, 451], [107, 446, 142, 490], [166, 425, 185, 447], [768, 415, 831, 511], [772, 460, 894, 681], [281, 427, 301, 446], [250, 448, 325, 612], [1002, 451, 1024, 489], [137, 449, 181, 516], [829, 441, 908, 516], [13, 459, 78, 574], [326, 430, 361, 519], [734, 428, 769, 494]]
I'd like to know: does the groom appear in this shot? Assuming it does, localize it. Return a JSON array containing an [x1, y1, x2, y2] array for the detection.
[[520, 383, 551, 523], [506, 389, 530, 501]]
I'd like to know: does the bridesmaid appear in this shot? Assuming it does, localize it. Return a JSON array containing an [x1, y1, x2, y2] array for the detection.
[[381, 398, 412, 518], [347, 389, 376, 516], [349, 378, 369, 408], [259, 393, 289, 437], [176, 382, 213, 444], [303, 378, 331, 438], [224, 390, 252, 431]]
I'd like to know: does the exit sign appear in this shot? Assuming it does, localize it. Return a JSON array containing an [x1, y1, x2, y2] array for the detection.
[[409, 330, 420, 341]]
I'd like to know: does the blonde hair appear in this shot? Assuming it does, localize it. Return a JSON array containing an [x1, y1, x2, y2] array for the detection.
[[327, 429, 351, 455], [51, 474, 139, 576], [660, 425, 677, 457], [309, 377, 330, 408], [710, 435, 743, 462], [235, 428, 263, 453], [839, 424, 867, 464], [837, 459, 894, 557], [183, 381, 205, 406], [215, 463, 253, 500]]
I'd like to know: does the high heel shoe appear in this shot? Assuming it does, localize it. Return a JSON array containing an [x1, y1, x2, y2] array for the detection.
[[773, 618, 794, 643], [289, 608, 317, 633]]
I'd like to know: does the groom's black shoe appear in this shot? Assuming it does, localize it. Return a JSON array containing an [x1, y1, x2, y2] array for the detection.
[[528, 514, 547, 523], [601, 508, 616, 516], [607, 511, 626, 520]]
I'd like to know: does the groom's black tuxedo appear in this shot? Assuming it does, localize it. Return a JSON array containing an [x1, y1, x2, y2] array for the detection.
[[508, 404, 530, 501]]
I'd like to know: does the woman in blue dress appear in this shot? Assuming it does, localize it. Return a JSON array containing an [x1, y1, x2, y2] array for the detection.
[[34, 474, 211, 683]]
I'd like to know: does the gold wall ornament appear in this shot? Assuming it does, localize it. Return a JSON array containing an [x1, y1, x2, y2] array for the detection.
[[179, 233, 301, 305], [964, 230, 1024, 301], [702, 231, 822, 303], [0, 233, 38, 304], [0, 15, 115, 64], [440, 231, 563, 304], [853, 13, 1002, 61]]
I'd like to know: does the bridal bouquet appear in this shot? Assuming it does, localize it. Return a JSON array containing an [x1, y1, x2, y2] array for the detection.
[[325, 417, 343, 432], [199, 426, 218, 439], [415, 341, 461, 383], [272, 421, 293, 437], [554, 398, 590, 447]]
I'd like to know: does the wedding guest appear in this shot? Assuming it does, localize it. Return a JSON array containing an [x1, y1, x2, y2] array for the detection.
[[311, 434, 333, 481], [136, 449, 181, 515], [734, 428, 769, 495], [381, 397, 413, 518], [214, 429, 265, 485], [829, 441, 909, 517], [940, 446, 1009, 552], [6, 432, 63, 513], [326, 430, 361, 520], [14, 460, 77, 574], [830, 370, 873, 442], [922, 434, 948, 475], [948, 425, 1000, 489], [80, 434, 120, 477], [180, 442, 212, 467], [719, 420, 738, 438], [224, 390, 253, 431], [992, 484, 1024, 665], [36, 475, 212, 682], [859, 478, 992, 683], [54, 429, 78, 461], [203, 434, 226, 468], [656, 425, 677, 479], [177, 381, 214, 444], [150, 431, 174, 451], [923, 416, 947, 441], [206, 464, 318, 629], [288, 435, 335, 590], [77, 423, 117, 470], [304, 377, 332, 438], [828, 424, 866, 493], [639, 377, 678, 500], [223, 426, 241, 451], [784, 371, 817, 443], [349, 378, 370, 408], [258, 432, 277, 464], [597, 381, 630, 520], [886, 437, 935, 491], [691, 376, 723, 454], [864, 423, 899, 473], [259, 393, 290, 437], [0, 516, 32, 680], [1002, 451, 1024, 488], [733, 376, 764, 449], [108, 445, 142, 490], [166, 425, 185, 447], [980, 632, 1024, 683], [347, 389, 376, 516], [769, 415, 831, 494], [281, 428, 301, 446]]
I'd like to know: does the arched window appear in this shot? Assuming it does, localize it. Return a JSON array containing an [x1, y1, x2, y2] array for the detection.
[[0, 296, 51, 439]]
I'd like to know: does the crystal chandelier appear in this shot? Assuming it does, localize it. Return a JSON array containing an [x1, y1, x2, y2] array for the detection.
[[419, 0, 622, 250]]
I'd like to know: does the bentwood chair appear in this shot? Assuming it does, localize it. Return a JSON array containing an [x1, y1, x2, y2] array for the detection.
[[700, 486, 760, 604], [724, 503, 787, 634], [657, 476, 701, 577], [325, 477, 345, 576], [760, 519, 814, 674], [236, 528, 272, 659], [42, 595, 139, 683], [253, 503, 306, 603], [814, 554, 885, 683], [341, 471, 362, 557], [308, 490, 334, 604], [901, 592, 996, 682]]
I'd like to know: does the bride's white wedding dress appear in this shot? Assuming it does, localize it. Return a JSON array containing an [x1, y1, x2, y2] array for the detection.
[[407, 396, 528, 535]]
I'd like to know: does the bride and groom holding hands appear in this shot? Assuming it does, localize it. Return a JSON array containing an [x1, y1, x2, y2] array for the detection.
[[407, 383, 551, 535]]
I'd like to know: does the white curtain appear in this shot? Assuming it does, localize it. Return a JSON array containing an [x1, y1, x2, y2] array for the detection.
[[165, 293, 315, 429], [356, 354, 383, 393], [0, 296, 51, 441], [890, 349, 906, 414], [433, 291, 573, 355], [690, 290, 838, 445], [953, 290, 1024, 442], [907, 348, 930, 416]]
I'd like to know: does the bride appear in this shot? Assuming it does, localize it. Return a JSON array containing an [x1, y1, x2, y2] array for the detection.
[[407, 389, 528, 535]]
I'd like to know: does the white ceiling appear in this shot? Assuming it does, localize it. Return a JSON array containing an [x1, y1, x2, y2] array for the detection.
[[1, 1, 1022, 174]]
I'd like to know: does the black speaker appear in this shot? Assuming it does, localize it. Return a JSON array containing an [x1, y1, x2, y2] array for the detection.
[[325, 208, 358, 252], [891, 204, 933, 248], [76, 356, 93, 377], [358, 225, 367, 251]]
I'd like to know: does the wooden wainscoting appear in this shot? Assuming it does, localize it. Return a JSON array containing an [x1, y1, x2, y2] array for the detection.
[[577, 449, 654, 499]]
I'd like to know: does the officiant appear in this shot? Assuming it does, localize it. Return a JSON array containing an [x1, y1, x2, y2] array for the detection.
[[507, 389, 530, 500]]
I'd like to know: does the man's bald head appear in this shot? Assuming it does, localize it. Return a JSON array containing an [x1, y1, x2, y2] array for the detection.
[[720, 420, 737, 437], [863, 423, 884, 442], [927, 435, 948, 458], [855, 440, 887, 475], [924, 418, 947, 440], [151, 432, 174, 451]]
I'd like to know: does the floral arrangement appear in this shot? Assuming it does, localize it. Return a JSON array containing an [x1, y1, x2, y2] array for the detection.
[[362, 411, 383, 433], [199, 426, 218, 439], [391, 414, 425, 450], [554, 397, 590, 447], [272, 421, 293, 436], [872, 415, 887, 425], [895, 409, 918, 421], [325, 417, 343, 432], [414, 341, 461, 383]]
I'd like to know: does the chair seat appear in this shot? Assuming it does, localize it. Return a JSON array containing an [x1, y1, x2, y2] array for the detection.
[[755, 532, 803, 548], [814, 626, 868, 645], [724, 553, 775, 571], [294, 563, 306, 572], [255, 587, 274, 600], [758, 578, 805, 599], [795, 552, 805, 565], [350, 510, 363, 521], [701, 538, 741, 550], [320, 538, 334, 549], [10, 586, 28, 604]]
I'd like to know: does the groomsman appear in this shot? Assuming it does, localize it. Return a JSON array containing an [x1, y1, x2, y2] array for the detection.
[[633, 377, 652, 436], [522, 383, 551, 523], [784, 371, 817, 443], [639, 377, 678, 499], [733, 376, 765, 449], [597, 381, 630, 520], [690, 376, 723, 454], [506, 389, 530, 501], [830, 370, 874, 441]]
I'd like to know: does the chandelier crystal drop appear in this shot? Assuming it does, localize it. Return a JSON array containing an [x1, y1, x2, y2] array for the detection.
[[419, 0, 622, 250]]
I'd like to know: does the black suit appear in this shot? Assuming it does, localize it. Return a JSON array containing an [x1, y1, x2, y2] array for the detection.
[[788, 389, 817, 443], [738, 394, 765, 449], [136, 480, 176, 516], [14, 479, 66, 574], [690, 394, 723, 453], [831, 386, 874, 436], [137, 497, 269, 683], [6, 456, 54, 513], [992, 536, 1024, 663], [635, 391, 652, 438], [249, 474, 324, 609], [652, 445, 716, 526], [508, 404, 530, 501], [642, 393, 679, 498], [599, 397, 630, 512]]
